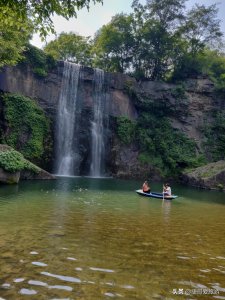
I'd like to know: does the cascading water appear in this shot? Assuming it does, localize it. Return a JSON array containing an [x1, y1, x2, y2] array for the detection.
[[90, 69, 107, 177], [55, 62, 81, 176]]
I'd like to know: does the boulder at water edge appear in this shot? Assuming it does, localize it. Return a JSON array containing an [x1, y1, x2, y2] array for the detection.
[[181, 160, 225, 191]]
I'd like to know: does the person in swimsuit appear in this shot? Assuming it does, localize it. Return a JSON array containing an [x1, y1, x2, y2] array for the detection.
[[142, 181, 151, 193]]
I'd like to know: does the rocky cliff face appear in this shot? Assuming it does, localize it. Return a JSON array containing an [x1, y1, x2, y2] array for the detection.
[[138, 77, 220, 152], [0, 63, 223, 184], [0, 62, 137, 120], [0, 62, 138, 175]]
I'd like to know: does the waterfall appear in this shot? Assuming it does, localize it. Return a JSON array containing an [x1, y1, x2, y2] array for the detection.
[[55, 62, 81, 176], [90, 69, 107, 177]]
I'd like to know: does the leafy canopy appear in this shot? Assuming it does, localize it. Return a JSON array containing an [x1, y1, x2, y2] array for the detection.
[[2, 0, 103, 37], [0, 0, 102, 67], [44, 32, 92, 66], [91, 0, 223, 80], [0, 5, 32, 67]]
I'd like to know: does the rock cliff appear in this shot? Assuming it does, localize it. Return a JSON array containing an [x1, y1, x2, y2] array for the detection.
[[0, 62, 137, 120], [181, 160, 225, 191], [0, 63, 224, 189]]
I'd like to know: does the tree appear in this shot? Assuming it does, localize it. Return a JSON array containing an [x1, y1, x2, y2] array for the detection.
[[0, 0, 102, 67], [0, 5, 31, 67], [145, 0, 186, 30], [130, 0, 223, 80], [172, 4, 223, 80], [92, 14, 135, 73], [131, 0, 186, 80], [2, 0, 103, 36], [44, 32, 92, 66], [179, 4, 223, 55]]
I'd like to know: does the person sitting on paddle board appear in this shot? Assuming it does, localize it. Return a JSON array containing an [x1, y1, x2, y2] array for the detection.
[[142, 181, 151, 193], [163, 183, 171, 196]]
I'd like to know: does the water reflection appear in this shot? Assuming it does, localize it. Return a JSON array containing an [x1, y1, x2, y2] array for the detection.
[[161, 199, 171, 223]]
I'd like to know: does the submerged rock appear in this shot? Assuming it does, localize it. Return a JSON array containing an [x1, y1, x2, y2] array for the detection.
[[181, 160, 225, 191], [0, 167, 20, 184]]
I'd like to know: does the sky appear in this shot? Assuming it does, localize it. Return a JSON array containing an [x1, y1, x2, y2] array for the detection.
[[31, 0, 225, 49]]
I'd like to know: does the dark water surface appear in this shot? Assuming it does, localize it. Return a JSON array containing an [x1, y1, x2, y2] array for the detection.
[[0, 177, 225, 300]]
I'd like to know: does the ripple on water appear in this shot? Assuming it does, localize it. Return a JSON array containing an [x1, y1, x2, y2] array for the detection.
[[41, 272, 81, 283], [200, 269, 211, 273], [104, 292, 116, 297], [211, 286, 225, 292], [2, 283, 11, 289], [13, 278, 25, 283], [178, 281, 208, 289], [213, 268, 225, 274], [120, 284, 135, 290], [48, 285, 73, 291], [19, 288, 37, 295], [30, 251, 39, 255], [32, 261, 48, 267], [177, 256, 191, 260], [89, 267, 115, 273], [67, 257, 77, 261], [50, 298, 71, 300], [28, 280, 48, 287]]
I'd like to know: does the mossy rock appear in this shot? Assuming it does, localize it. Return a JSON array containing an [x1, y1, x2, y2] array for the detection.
[[0, 144, 55, 184], [182, 160, 225, 190]]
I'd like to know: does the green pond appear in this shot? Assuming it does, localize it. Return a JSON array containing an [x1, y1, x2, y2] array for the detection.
[[0, 177, 225, 300]]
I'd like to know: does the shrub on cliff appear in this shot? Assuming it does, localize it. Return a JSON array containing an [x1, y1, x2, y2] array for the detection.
[[117, 117, 136, 144], [116, 104, 205, 177], [0, 93, 52, 166], [0, 149, 39, 173], [21, 44, 56, 77]]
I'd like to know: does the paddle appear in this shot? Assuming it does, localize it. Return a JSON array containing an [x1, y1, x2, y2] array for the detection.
[[163, 184, 165, 201]]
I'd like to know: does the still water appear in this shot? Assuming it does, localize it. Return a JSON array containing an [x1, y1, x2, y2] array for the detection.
[[0, 177, 225, 300]]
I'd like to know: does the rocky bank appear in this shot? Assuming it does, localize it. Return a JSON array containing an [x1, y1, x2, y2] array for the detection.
[[181, 160, 225, 191]]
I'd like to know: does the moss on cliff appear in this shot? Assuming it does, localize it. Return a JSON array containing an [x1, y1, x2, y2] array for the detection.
[[0, 93, 52, 166]]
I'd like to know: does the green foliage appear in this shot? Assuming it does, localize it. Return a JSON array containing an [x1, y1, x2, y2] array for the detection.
[[172, 49, 225, 83], [179, 4, 222, 55], [0, 5, 32, 67], [22, 44, 56, 77], [117, 116, 136, 144], [92, 14, 134, 72], [172, 52, 205, 80], [203, 50, 225, 95], [1, 93, 51, 164], [44, 32, 92, 66], [0, 149, 39, 173], [136, 113, 201, 175], [116, 93, 204, 176], [2, 0, 103, 37], [0, 0, 102, 68], [92, 0, 222, 80]]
